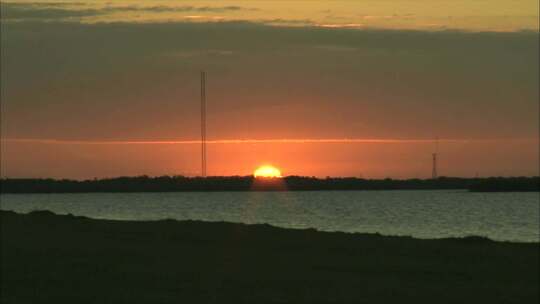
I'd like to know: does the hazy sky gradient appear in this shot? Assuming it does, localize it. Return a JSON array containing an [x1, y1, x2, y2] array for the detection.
[[1, 1, 538, 178]]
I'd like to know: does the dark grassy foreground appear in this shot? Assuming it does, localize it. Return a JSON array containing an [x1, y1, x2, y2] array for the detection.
[[1, 211, 538, 304]]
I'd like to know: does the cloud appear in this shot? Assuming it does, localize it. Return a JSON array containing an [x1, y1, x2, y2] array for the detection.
[[0, 21, 537, 142], [6, 138, 532, 145], [2, 1, 87, 7], [360, 14, 416, 20], [126, 5, 256, 13], [0, 2, 258, 21], [262, 18, 314, 27], [0, 2, 101, 20], [315, 23, 364, 28]]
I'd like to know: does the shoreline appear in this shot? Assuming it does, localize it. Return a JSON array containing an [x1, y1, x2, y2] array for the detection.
[[3, 188, 538, 194], [2, 209, 538, 244], [2, 176, 538, 193], [2, 210, 538, 303]]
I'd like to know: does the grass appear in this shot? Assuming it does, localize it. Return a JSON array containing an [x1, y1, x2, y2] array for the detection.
[[1, 210, 538, 303]]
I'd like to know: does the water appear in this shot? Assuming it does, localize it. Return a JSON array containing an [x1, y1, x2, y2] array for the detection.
[[1, 190, 538, 242]]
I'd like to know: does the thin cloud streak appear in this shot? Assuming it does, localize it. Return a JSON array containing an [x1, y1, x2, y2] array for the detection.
[[1, 138, 534, 145]]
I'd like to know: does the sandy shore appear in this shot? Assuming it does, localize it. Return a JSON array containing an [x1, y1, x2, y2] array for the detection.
[[1, 210, 538, 303]]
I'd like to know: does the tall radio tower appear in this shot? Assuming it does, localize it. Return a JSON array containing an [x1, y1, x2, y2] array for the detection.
[[432, 153, 437, 179], [432, 137, 438, 179], [200, 71, 207, 177]]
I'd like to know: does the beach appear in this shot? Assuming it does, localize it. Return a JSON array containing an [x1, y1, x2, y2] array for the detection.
[[1, 210, 538, 303]]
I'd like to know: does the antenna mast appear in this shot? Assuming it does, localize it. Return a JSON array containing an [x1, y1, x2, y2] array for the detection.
[[200, 71, 207, 177], [432, 137, 438, 179]]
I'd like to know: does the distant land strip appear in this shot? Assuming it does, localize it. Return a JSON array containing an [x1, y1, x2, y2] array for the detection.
[[1, 176, 538, 193]]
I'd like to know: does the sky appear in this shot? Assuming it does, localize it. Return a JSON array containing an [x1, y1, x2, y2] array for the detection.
[[1, 0, 538, 179]]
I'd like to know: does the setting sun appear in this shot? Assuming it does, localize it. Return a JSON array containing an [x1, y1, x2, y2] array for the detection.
[[253, 165, 282, 178]]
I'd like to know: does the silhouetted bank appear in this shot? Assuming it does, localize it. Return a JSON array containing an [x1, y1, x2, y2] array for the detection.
[[1, 176, 538, 193], [1, 210, 538, 304]]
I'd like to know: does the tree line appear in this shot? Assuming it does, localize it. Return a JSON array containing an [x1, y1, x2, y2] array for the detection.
[[1, 176, 538, 193]]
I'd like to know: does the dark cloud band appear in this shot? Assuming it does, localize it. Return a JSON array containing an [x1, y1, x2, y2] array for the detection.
[[0, 2, 257, 21]]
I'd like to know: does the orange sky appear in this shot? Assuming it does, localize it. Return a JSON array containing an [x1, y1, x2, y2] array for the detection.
[[2, 138, 538, 179], [1, 1, 538, 178]]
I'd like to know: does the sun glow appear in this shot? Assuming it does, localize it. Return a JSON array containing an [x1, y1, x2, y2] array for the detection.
[[253, 165, 282, 178]]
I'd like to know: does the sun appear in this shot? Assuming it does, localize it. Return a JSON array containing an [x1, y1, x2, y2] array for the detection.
[[253, 165, 282, 178]]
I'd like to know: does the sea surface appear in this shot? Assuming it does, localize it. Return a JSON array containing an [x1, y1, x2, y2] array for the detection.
[[1, 190, 538, 242]]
